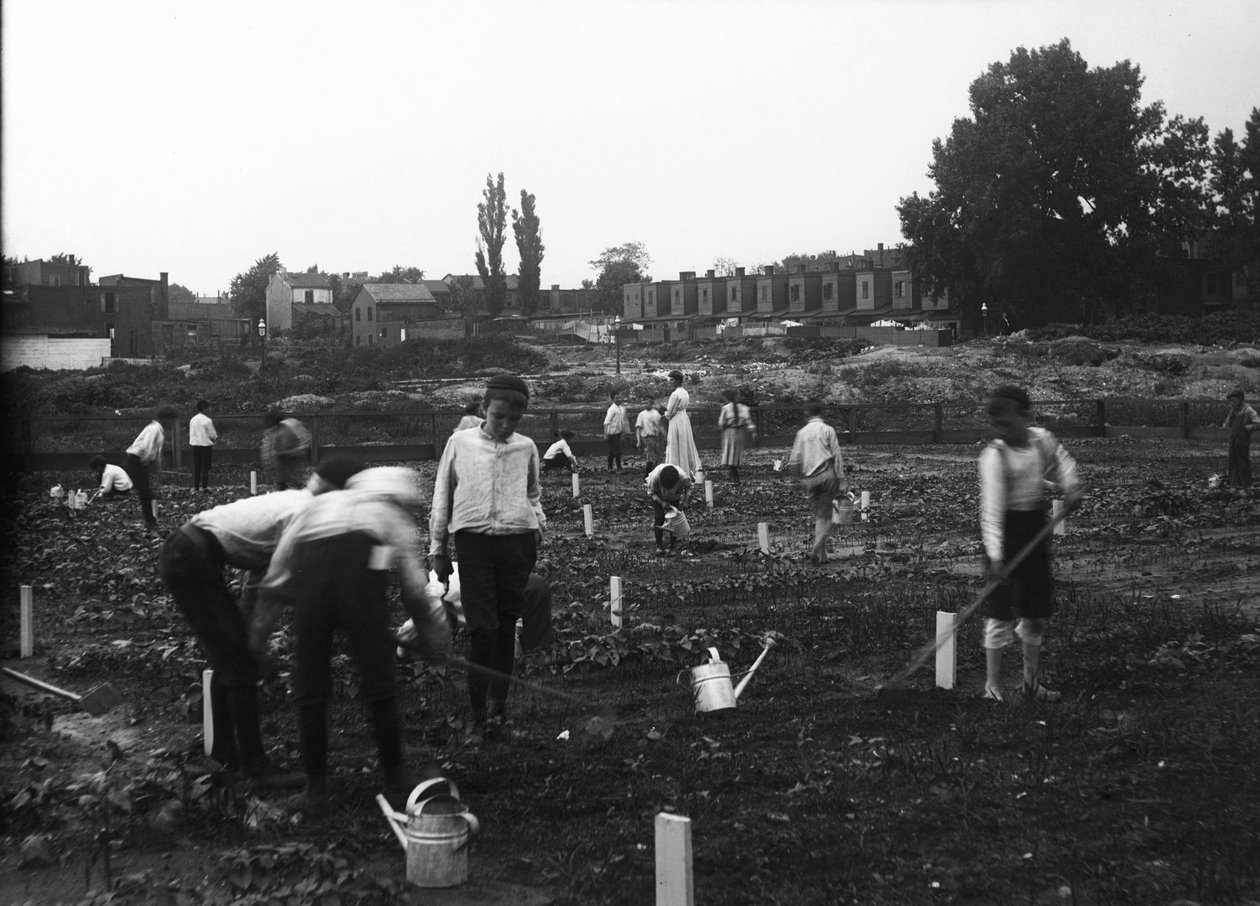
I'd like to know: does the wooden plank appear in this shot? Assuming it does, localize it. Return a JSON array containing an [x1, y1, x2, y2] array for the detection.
[[655, 812, 694, 906]]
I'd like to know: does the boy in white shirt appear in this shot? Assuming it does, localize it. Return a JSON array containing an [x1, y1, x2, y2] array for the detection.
[[979, 385, 1083, 703], [90, 455, 133, 497], [189, 399, 218, 491], [603, 390, 630, 471], [124, 406, 177, 529], [542, 429, 580, 473]]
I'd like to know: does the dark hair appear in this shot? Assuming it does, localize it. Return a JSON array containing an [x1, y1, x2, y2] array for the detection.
[[89, 455, 107, 470], [265, 410, 285, 427], [559, 429, 575, 440], [988, 384, 1031, 413], [660, 465, 680, 488], [1226, 389, 1244, 401], [314, 456, 368, 488], [155, 405, 179, 423], [669, 370, 684, 384], [723, 389, 738, 402], [464, 401, 480, 415], [610, 389, 620, 400], [196, 399, 210, 412], [805, 401, 824, 417]]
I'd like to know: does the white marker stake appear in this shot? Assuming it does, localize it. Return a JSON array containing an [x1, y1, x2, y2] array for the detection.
[[758, 522, 770, 554], [250, 471, 258, 495], [935, 612, 957, 690], [583, 504, 594, 538], [655, 812, 694, 906], [202, 668, 215, 757], [704, 480, 714, 508], [20, 585, 34, 658], [860, 490, 871, 521], [572, 472, 581, 498], [1052, 500, 1066, 535], [610, 576, 623, 628]]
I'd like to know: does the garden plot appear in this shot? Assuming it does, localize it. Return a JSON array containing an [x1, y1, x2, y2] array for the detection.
[[2, 438, 1259, 906]]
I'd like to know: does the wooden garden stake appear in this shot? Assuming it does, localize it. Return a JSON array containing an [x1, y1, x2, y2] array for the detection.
[[202, 668, 214, 757], [757, 523, 770, 554], [934, 612, 956, 690], [250, 471, 258, 495], [610, 576, 623, 628], [704, 480, 714, 508], [655, 812, 694, 906], [1052, 500, 1066, 535], [20, 585, 33, 658], [572, 472, 581, 498], [583, 504, 594, 538]]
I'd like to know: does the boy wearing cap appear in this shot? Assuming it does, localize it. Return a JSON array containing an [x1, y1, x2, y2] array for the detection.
[[429, 374, 546, 746], [158, 457, 368, 789], [979, 385, 1083, 703], [1222, 389, 1259, 488]]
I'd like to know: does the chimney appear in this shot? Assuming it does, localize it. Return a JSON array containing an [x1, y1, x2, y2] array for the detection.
[[706, 269, 715, 278], [680, 271, 696, 280], [343, 272, 350, 280], [735, 267, 745, 277], [551, 284, 560, 291], [878, 243, 885, 267]]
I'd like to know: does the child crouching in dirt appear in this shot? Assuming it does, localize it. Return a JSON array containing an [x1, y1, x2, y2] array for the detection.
[[979, 385, 1083, 702], [646, 464, 691, 555]]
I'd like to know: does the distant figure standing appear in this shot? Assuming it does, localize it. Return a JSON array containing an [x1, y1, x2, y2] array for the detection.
[[261, 411, 312, 491], [1222, 389, 1260, 488], [190, 399, 218, 491], [124, 406, 177, 530], [787, 402, 846, 565], [454, 401, 483, 433], [717, 389, 753, 483], [635, 401, 665, 476], [663, 370, 701, 480], [603, 390, 630, 471]]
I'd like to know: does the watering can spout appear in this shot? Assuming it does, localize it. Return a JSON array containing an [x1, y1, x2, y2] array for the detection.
[[376, 794, 409, 849]]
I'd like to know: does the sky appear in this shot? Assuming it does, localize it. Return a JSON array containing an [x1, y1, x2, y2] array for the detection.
[[3, 0, 1258, 298]]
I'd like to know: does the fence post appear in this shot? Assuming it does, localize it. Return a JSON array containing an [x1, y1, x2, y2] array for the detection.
[[1095, 399, 1106, 437], [550, 409, 560, 438], [430, 411, 439, 447], [844, 407, 853, 441], [172, 418, 182, 469], [933, 403, 943, 444], [1179, 400, 1190, 440]]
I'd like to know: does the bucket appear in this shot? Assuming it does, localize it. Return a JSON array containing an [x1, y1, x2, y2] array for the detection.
[[832, 492, 857, 525], [690, 647, 736, 712]]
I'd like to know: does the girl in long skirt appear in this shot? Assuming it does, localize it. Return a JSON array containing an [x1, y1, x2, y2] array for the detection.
[[717, 389, 752, 482], [663, 370, 701, 480]]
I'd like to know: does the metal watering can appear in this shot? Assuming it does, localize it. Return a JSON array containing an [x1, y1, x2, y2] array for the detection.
[[689, 637, 777, 713], [375, 777, 480, 888]]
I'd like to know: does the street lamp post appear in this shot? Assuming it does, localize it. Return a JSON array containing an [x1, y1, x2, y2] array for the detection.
[[614, 315, 622, 375], [980, 302, 988, 337], [258, 318, 267, 371]]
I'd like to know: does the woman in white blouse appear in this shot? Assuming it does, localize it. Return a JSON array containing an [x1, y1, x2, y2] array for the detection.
[[663, 370, 701, 480]]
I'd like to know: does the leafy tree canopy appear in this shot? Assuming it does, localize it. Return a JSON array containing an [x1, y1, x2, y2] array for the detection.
[[229, 252, 281, 322], [168, 282, 197, 305], [513, 189, 545, 316], [589, 242, 652, 313], [897, 38, 1221, 328], [475, 172, 508, 315]]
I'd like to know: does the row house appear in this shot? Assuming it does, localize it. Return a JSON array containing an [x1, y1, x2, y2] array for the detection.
[[265, 270, 335, 333], [1, 282, 162, 357], [6, 258, 93, 288], [157, 299, 252, 350], [351, 283, 465, 347]]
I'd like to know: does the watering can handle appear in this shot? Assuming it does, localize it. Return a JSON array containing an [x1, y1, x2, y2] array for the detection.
[[451, 811, 481, 853], [406, 777, 461, 811], [375, 794, 409, 849], [706, 647, 721, 663]]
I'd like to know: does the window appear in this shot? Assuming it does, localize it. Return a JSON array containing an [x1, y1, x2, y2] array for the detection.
[[187, 325, 198, 338], [356, 308, 361, 321], [674, 289, 680, 301], [103, 293, 117, 314], [760, 286, 767, 302], [104, 323, 115, 339], [356, 334, 360, 345], [790, 285, 800, 302], [823, 283, 834, 301], [702, 288, 708, 302], [894, 281, 905, 298], [862, 282, 870, 299], [730, 287, 737, 302], [304, 290, 314, 304], [380, 328, 387, 339], [367, 306, 373, 321]]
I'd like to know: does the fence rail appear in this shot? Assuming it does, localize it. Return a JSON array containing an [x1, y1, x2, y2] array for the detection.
[[3, 398, 1233, 472]]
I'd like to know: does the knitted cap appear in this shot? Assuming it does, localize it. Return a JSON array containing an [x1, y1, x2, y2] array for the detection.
[[315, 456, 368, 489], [486, 374, 530, 400]]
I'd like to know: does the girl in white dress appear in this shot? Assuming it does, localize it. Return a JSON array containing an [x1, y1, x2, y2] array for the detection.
[[663, 370, 701, 479]]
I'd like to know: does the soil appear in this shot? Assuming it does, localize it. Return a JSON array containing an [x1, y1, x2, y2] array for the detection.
[[3, 337, 1260, 905]]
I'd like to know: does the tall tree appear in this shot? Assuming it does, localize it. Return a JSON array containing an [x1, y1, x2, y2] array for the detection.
[[229, 252, 281, 322], [168, 282, 197, 305], [897, 39, 1207, 327], [1210, 109, 1260, 304], [512, 189, 545, 316], [589, 242, 652, 314], [475, 172, 508, 316]]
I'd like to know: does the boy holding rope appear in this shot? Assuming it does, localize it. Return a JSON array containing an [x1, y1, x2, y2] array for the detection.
[[980, 385, 1083, 702]]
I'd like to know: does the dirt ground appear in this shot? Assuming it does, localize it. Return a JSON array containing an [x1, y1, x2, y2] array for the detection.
[[3, 431, 1260, 905]]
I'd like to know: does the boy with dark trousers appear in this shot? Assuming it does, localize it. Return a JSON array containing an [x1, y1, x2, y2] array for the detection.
[[124, 405, 177, 530], [251, 466, 452, 816], [429, 374, 545, 746], [158, 457, 366, 788], [979, 385, 1083, 702]]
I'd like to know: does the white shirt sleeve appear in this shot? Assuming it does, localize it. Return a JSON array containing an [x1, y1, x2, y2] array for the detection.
[[978, 446, 1006, 562]]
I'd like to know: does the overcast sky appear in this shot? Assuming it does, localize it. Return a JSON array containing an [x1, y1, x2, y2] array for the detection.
[[3, 0, 1257, 298]]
